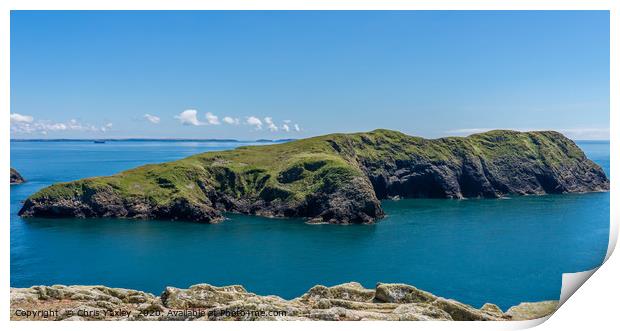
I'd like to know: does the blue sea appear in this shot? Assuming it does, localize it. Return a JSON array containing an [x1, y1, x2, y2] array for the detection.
[[10, 140, 610, 310]]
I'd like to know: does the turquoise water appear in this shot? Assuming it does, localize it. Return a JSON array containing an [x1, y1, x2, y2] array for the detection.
[[10, 141, 610, 310]]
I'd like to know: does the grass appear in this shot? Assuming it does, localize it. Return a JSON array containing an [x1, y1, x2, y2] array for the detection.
[[27, 129, 588, 209]]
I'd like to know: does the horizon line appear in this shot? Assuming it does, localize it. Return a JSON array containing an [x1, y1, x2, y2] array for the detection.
[[9, 137, 299, 142], [9, 137, 610, 142]]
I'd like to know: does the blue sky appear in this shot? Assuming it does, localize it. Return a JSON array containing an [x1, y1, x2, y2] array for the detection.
[[10, 11, 609, 140]]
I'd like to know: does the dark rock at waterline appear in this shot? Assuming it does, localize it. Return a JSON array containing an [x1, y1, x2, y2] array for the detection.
[[10, 168, 25, 184], [18, 129, 609, 224]]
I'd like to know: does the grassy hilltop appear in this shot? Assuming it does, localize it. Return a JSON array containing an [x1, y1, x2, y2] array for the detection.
[[19, 129, 609, 224]]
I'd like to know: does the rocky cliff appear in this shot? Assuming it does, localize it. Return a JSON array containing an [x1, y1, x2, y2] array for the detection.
[[10, 282, 557, 321], [18, 129, 609, 224], [11, 168, 25, 184]]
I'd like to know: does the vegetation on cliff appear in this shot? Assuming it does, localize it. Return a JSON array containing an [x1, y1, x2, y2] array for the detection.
[[18, 129, 609, 224]]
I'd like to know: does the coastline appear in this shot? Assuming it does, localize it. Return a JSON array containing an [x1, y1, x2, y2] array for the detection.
[[10, 282, 557, 321], [17, 130, 609, 225]]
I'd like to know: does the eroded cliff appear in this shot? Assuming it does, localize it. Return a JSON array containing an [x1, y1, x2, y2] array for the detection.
[[18, 129, 609, 224]]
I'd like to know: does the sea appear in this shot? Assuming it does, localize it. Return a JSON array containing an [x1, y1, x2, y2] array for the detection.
[[10, 140, 610, 310]]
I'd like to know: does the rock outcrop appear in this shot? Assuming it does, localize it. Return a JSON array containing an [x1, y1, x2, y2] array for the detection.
[[18, 129, 609, 224], [10, 282, 558, 321], [11, 168, 25, 184]]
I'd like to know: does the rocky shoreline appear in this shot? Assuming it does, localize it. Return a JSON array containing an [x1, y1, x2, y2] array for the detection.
[[10, 168, 25, 184], [10, 282, 558, 321], [17, 129, 609, 224]]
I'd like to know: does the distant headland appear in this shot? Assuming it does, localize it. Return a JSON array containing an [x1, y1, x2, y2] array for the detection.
[[10, 168, 25, 185], [11, 138, 297, 143]]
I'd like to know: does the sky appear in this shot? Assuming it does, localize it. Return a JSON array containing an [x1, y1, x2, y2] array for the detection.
[[10, 11, 610, 140]]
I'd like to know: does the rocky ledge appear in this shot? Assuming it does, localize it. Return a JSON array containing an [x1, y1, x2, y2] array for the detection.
[[10, 282, 557, 321], [11, 168, 25, 184], [18, 129, 608, 224]]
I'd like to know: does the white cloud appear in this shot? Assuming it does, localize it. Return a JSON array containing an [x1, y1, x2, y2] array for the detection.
[[174, 110, 222, 126], [47, 123, 67, 131], [246, 116, 263, 130], [223, 116, 240, 125], [205, 112, 220, 125], [264, 117, 278, 132], [280, 120, 300, 133], [67, 119, 83, 130], [101, 123, 113, 132], [175, 109, 203, 126], [10, 114, 112, 135], [10, 113, 34, 123], [169, 110, 303, 134], [144, 114, 160, 124]]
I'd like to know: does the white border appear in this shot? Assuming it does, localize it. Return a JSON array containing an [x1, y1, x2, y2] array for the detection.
[[2, 1, 617, 330]]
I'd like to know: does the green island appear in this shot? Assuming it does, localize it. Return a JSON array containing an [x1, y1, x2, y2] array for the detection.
[[18, 129, 609, 224]]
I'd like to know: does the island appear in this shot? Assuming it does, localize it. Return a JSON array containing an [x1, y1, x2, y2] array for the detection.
[[10, 282, 558, 321], [11, 168, 25, 185], [18, 129, 609, 224]]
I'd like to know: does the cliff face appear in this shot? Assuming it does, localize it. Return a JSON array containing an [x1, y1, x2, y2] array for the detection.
[[10, 282, 557, 321], [11, 168, 25, 184], [18, 129, 609, 224]]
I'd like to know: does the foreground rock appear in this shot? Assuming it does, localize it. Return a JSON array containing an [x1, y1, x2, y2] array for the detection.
[[18, 129, 608, 224], [10, 282, 557, 321], [10, 168, 25, 184]]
